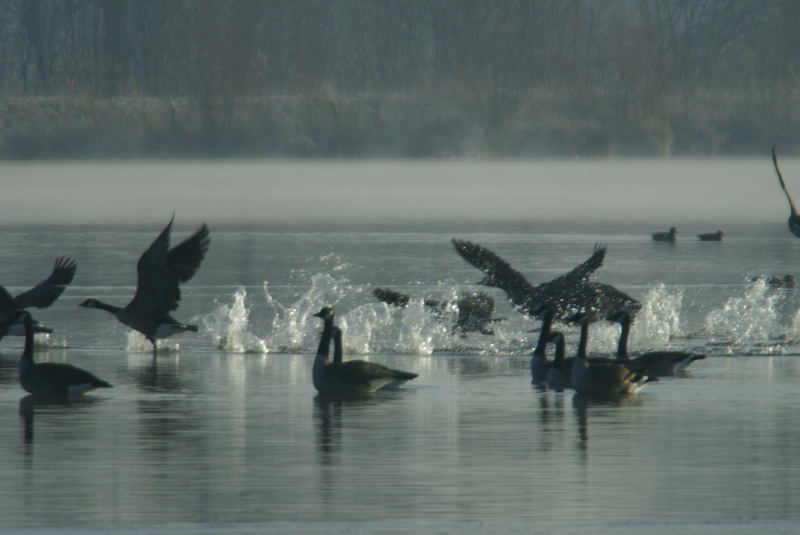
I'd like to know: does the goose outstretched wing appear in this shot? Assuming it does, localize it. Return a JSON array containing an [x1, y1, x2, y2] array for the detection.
[[13, 257, 77, 309]]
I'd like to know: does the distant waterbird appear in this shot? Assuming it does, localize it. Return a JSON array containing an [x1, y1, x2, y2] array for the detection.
[[698, 230, 723, 241], [0, 257, 77, 342], [79, 216, 209, 355], [652, 227, 677, 242], [772, 146, 800, 238], [17, 311, 111, 399], [312, 307, 418, 395]]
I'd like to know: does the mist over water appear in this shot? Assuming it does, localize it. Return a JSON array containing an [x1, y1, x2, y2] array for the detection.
[[1, 158, 795, 228]]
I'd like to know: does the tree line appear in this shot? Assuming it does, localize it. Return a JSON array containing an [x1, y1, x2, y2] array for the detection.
[[1, 0, 798, 157]]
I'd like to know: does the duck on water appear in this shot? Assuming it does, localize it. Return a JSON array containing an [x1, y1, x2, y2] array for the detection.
[[313, 307, 417, 395], [652, 227, 677, 242], [452, 239, 640, 323], [79, 216, 210, 355]]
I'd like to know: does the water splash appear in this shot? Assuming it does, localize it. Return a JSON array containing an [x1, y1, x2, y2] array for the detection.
[[634, 283, 684, 348], [704, 278, 782, 353], [126, 331, 179, 354], [202, 287, 267, 353]]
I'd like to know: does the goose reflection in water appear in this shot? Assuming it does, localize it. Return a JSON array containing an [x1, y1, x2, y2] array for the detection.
[[18, 393, 99, 448]]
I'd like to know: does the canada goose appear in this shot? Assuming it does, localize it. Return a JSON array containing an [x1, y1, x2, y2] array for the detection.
[[610, 309, 705, 376], [698, 230, 723, 241], [531, 306, 555, 384], [569, 314, 655, 397], [0, 257, 77, 341], [652, 227, 677, 242], [373, 287, 502, 335], [772, 146, 800, 237], [16, 311, 111, 398], [452, 240, 640, 322], [312, 307, 418, 395], [79, 216, 209, 354]]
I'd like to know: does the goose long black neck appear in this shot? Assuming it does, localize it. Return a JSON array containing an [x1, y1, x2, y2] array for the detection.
[[332, 327, 343, 364], [89, 299, 123, 315], [533, 308, 554, 358], [577, 318, 590, 360], [616, 312, 631, 361], [316, 318, 334, 362], [549, 332, 565, 367]]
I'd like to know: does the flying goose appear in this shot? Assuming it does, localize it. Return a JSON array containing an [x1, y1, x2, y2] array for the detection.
[[0, 257, 77, 341], [698, 230, 723, 241], [772, 146, 800, 237], [16, 311, 111, 398], [569, 313, 655, 397], [79, 217, 210, 354], [530, 306, 555, 384], [312, 307, 418, 395], [610, 309, 705, 376], [373, 287, 502, 335], [652, 227, 677, 242], [452, 240, 640, 322]]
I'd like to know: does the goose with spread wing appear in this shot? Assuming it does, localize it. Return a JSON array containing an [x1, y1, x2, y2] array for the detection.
[[79, 217, 210, 354], [772, 146, 800, 237], [451, 239, 639, 322], [0, 256, 77, 341]]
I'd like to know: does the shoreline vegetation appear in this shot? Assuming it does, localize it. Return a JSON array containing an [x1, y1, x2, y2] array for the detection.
[[2, 1, 799, 159], [2, 90, 796, 159]]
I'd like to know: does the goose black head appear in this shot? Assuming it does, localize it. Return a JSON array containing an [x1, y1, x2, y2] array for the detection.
[[313, 307, 335, 320], [78, 298, 100, 309]]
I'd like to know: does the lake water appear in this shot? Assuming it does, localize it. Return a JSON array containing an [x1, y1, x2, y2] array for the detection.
[[2, 159, 800, 534]]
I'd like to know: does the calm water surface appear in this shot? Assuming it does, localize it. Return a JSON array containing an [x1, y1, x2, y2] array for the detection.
[[1, 160, 800, 533]]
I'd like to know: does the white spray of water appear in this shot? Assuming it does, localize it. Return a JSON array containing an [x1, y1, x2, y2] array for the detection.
[[704, 278, 782, 350], [201, 287, 267, 353], [126, 330, 179, 354]]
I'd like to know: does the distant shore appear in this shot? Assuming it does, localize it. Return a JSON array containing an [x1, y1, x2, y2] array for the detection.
[[0, 92, 797, 159]]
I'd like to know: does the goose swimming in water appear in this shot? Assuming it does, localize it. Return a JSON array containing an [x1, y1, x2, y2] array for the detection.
[[0, 257, 77, 341], [569, 313, 655, 397], [698, 230, 723, 241], [652, 227, 677, 242], [452, 240, 640, 322], [610, 309, 705, 376], [79, 217, 210, 354], [373, 287, 502, 335], [16, 311, 111, 398], [772, 146, 800, 238], [313, 307, 418, 395]]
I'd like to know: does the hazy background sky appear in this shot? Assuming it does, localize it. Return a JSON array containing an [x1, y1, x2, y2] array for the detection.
[[1, 158, 792, 227]]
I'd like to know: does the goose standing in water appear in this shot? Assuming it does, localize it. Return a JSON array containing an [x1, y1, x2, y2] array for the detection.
[[452, 240, 640, 322], [313, 307, 418, 395], [16, 311, 111, 398], [79, 217, 210, 354], [698, 230, 723, 241], [569, 313, 655, 397], [545, 331, 570, 391], [610, 309, 705, 376], [652, 227, 677, 242], [772, 146, 800, 238], [0, 257, 77, 341]]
